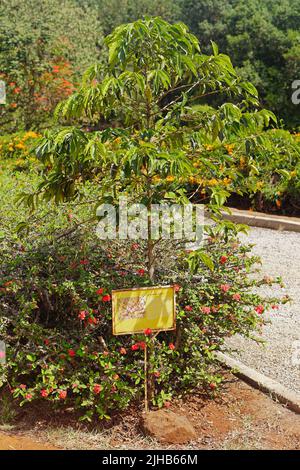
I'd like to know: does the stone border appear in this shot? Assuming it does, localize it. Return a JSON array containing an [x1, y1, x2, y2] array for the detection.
[[221, 208, 300, 232], [216, 352, 300, 414]]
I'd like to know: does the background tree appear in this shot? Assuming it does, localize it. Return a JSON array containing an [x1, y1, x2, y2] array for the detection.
[[1, 0, 299, 131], [0, 0, 103, 132], [79, 0, 179, 36], [180, 0, 300, 128]]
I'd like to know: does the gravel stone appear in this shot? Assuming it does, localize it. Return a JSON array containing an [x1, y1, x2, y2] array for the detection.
[[225, 227, 300, 393]]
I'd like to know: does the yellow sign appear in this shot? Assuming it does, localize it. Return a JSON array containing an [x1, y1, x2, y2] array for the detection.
[[112, 285, 176, 335]]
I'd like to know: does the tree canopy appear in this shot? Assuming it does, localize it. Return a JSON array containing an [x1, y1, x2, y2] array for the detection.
[[24, 17, 277, 276], [180, 0, 300, 128]]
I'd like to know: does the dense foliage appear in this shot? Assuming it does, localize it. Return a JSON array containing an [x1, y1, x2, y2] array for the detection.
[[0, 0, 103, 132], [180, 0, 300, 128], [1, 0, 299, 131]]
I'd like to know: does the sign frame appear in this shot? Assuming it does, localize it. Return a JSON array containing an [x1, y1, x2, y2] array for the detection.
[[112, 285, 176, 336]]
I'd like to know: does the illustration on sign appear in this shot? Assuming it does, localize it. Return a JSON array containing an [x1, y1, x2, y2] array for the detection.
[[0, 81, 6, 104], [112, 285, 176, 335], [0, 340, 6, 364]]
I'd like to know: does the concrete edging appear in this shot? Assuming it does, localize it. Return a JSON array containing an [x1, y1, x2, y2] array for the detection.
[[221, 208, 300, 232], [216, 351, 300, 414]]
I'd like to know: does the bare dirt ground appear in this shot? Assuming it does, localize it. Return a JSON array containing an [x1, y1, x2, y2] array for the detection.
[[0, 432, 57, 450], [1, 375, 299, 450]]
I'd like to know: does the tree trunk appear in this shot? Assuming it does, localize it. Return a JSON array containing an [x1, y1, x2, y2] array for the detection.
[[147, 202, 155, 281]]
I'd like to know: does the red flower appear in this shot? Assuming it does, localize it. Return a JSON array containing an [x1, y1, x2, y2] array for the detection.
[[88, 316, 98, 325], [102, 351, 109, 356], [220, 255, 228, 265], [78, 310, 87, 321], [102, 294, 111, 302], [272, 305, 279, 310], [209, 383, 217, 390], [153, 371, 160, 378], [255, 305, 264, 315], [184, 305, 193, 312], [201, 306, 211, 314], [93, 384, 102, 394], [20, 384, 27, 390], [68, 349, 76, 357], [131, 343, 139, 351], [44, 339, 50, 346], [144, 328, 152, 336], [25, 393, 32, 400], [40, 389, 48, 398], [139, 341, 146, 350], [59, 390, 67, 400], [120, 347, 127, 355], [96, 288, 104, 295], [169, 343, 175, 350], [164, 401, 171, 408], [220, 284, 231, 293], [79, 259, 89, 265], [131, 243, 139, 250], [174, 284, 181, 292], [232, 293, 241, 302], [137, 269, 145, 276]]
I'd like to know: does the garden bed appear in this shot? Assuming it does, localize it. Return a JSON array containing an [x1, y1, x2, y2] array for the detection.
[[226, 194, 300, 218], [0, 374, 299, 450]]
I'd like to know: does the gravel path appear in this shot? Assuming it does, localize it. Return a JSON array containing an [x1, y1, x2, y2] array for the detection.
[[225, 227, 300, 393]]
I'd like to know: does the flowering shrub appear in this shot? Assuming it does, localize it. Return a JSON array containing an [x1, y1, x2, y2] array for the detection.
[[184, 127, 300, 215], [0, 212, 286, 420], [0, 131, 40, 171], [233, 129, 300, 214]]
